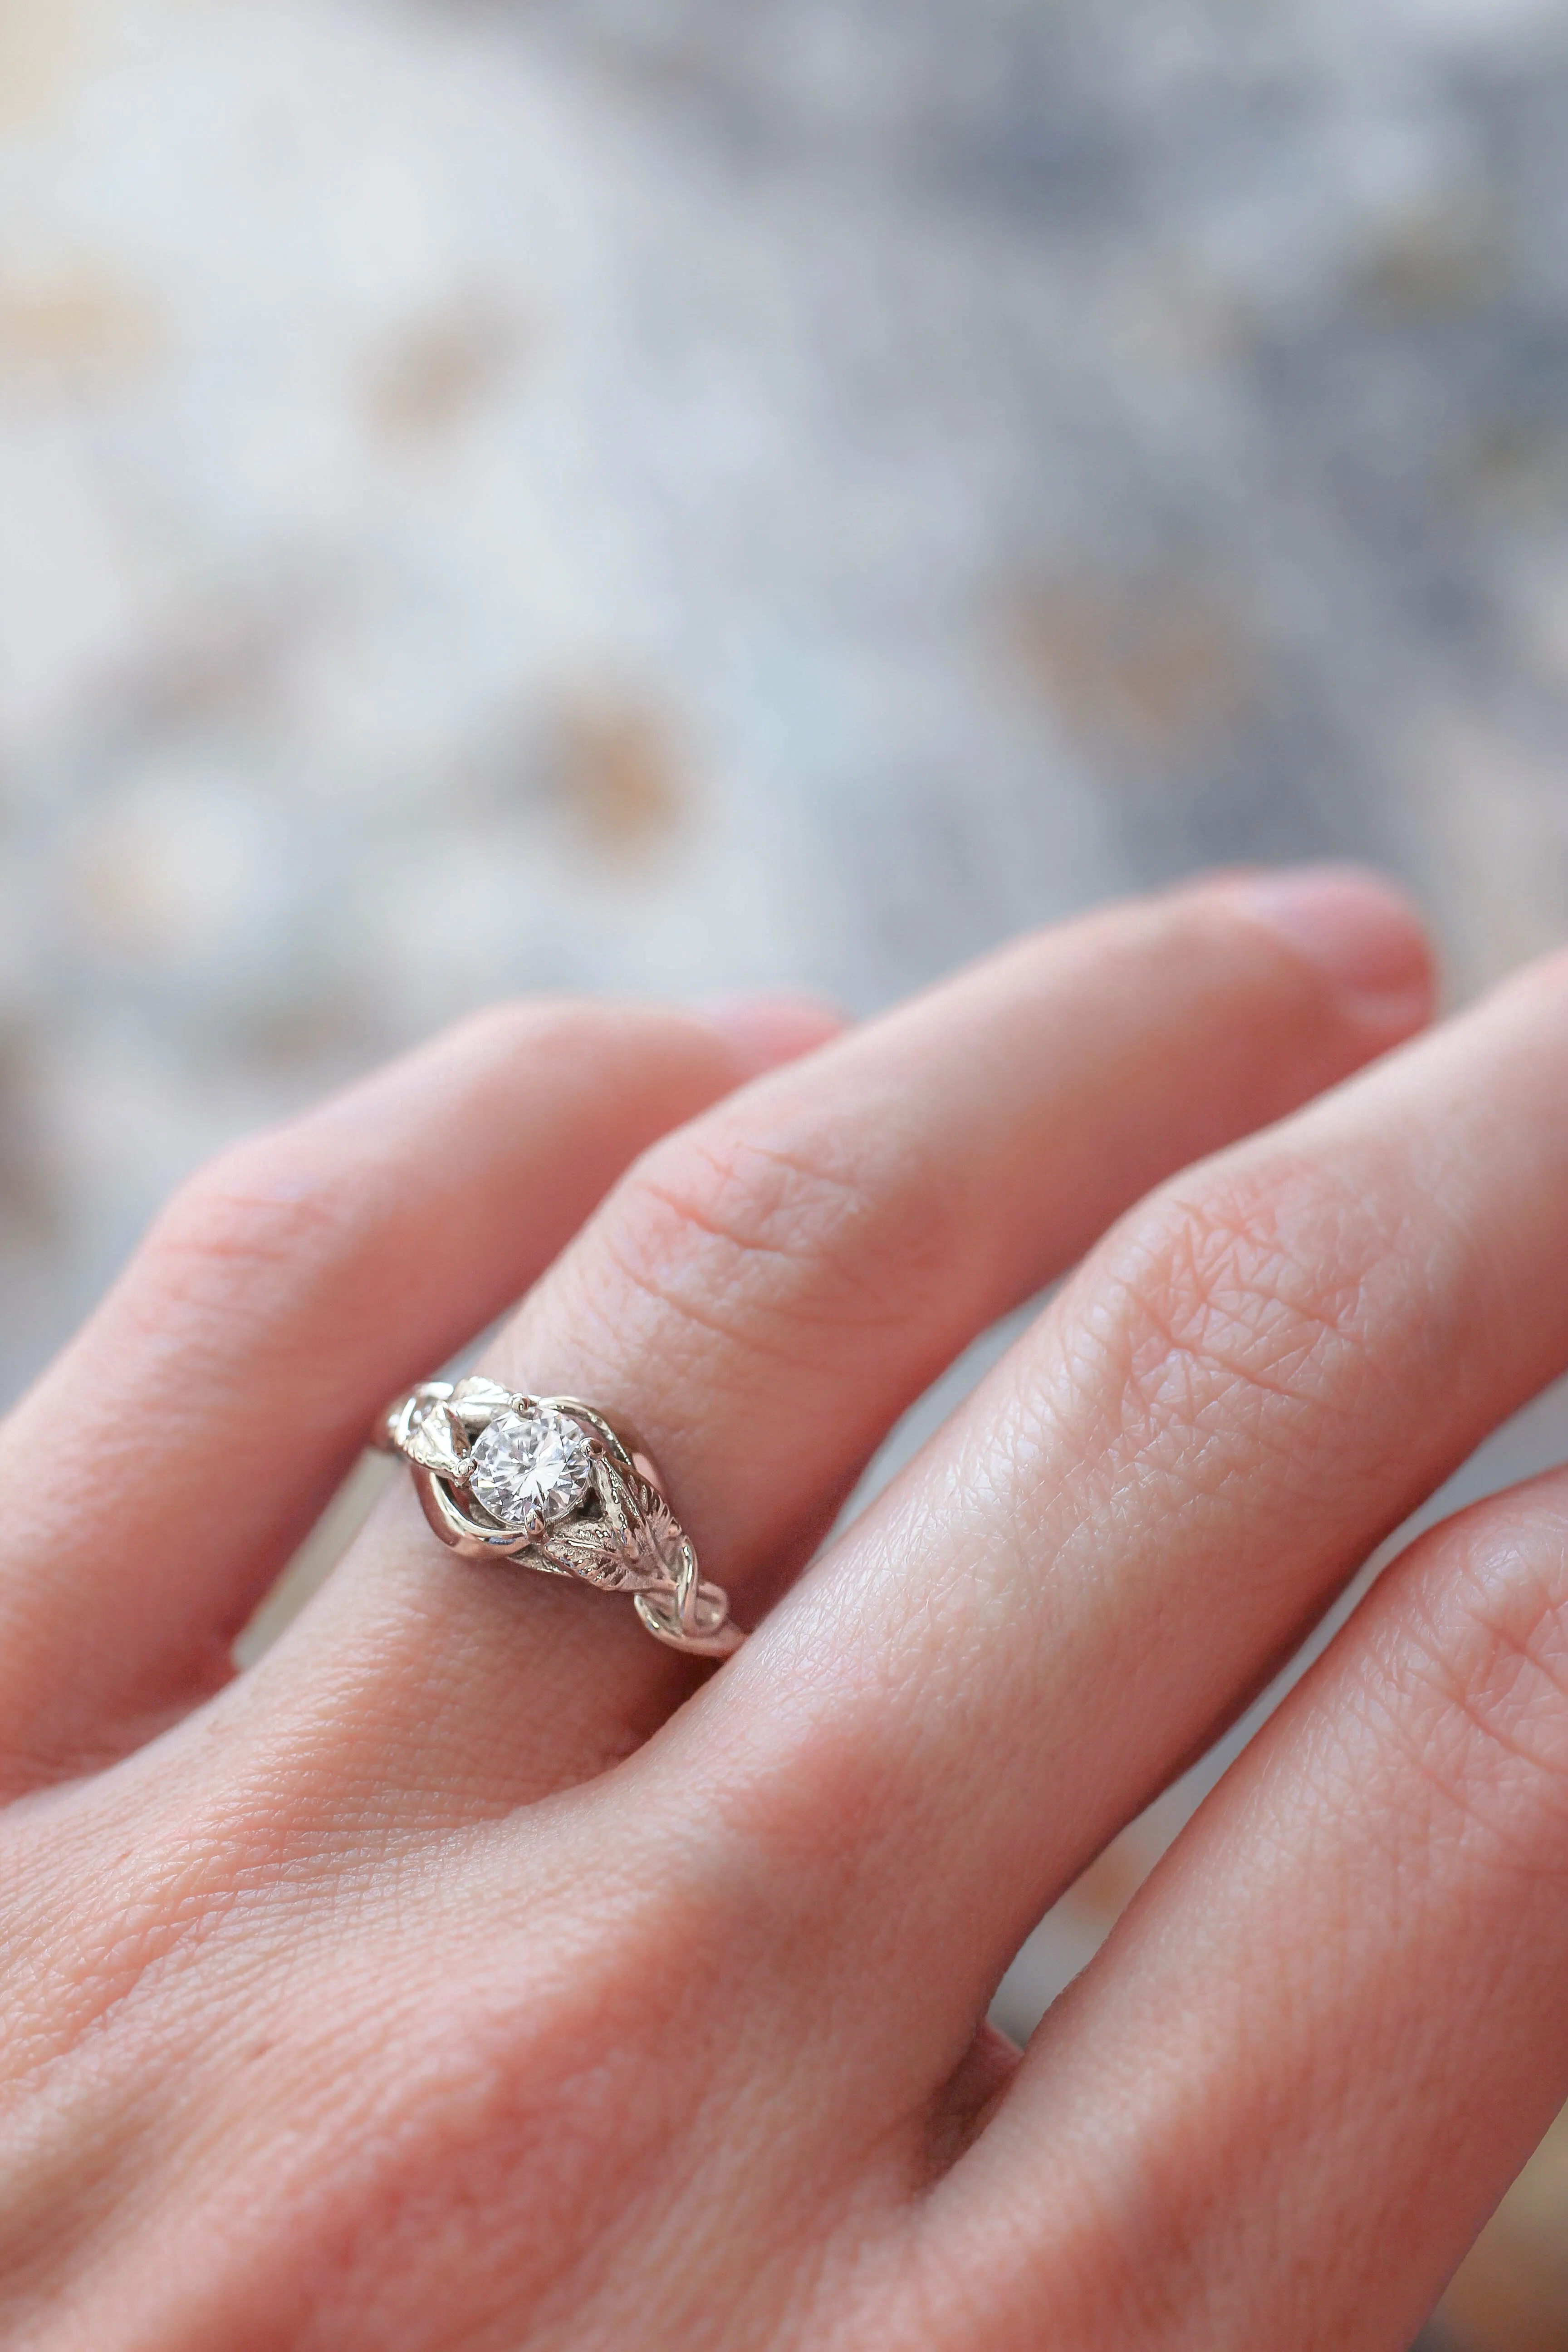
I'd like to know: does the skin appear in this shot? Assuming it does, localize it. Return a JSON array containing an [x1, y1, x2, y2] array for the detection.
[[3, 867, 1565, 2348]]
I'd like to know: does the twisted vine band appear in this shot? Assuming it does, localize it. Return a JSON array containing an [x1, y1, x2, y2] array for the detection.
[[374, 1378, 742, 1659]]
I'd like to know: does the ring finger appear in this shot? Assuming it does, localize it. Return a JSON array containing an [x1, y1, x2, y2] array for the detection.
[[245, 867, 1435, 1817]]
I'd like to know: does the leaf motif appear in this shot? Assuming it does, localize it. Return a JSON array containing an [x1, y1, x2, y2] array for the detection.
[[533, 1457, 684, 1592], [536, 1519, 645, 1591], [448, 1375, 520, 1430], [609, 1463, 687, 1582], [636, 1483, 683, 1574], [402, 1401, 470, 1481]]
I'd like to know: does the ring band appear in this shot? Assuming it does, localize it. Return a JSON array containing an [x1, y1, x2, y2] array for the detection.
[[373, 1378, 742, 1659]]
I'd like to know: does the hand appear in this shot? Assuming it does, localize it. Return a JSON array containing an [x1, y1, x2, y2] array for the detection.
[[2, 868, 1558, 2351]]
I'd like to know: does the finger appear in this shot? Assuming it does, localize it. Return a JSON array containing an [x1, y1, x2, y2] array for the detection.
[[678, 942, 1568, 2079], [0, 997, 833, 1779], [927, 1467, 1568, 2352], [256, 867, 1435, 1813]]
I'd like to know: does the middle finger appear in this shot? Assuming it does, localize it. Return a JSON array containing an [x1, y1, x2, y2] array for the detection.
[[689, 945, 1568, 2076]]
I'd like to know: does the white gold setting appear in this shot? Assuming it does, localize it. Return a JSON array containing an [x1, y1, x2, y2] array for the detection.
[[467, 1406, 594, 1533], [375, 1377, 742, 1658]]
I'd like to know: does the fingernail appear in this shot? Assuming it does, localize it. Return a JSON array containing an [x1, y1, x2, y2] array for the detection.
[[1222, 864, 1436, 1030], [696, 994, 846, 1073]]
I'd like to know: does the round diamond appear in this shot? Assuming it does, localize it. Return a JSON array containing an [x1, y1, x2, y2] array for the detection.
[[466, 1407, 593, 1531]]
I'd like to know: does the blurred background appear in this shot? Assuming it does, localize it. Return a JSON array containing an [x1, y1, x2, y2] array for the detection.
[[5, 0, 1568, 2340]]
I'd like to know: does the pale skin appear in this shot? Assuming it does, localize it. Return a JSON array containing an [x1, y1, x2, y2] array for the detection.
[[5, 865, 1568, 2347]]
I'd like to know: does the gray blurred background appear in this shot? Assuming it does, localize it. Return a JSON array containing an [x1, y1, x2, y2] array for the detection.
[[5, 0, 1568, 2342]]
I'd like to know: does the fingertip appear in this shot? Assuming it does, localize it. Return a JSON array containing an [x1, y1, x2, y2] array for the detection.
[[1214, 864, 1438, 1041]]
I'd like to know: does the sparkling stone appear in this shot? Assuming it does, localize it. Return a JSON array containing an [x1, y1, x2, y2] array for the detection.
[[466, 1407, 593, 1530]]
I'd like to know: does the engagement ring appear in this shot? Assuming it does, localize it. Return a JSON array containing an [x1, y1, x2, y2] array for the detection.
[[375, 1379, 741, 1658]]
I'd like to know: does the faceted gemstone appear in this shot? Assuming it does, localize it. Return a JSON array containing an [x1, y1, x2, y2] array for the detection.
[[466, 1406, 593, 1530]]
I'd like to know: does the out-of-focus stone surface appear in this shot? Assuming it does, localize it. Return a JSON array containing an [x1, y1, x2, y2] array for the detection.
[[3, 2, 1568, 2342]]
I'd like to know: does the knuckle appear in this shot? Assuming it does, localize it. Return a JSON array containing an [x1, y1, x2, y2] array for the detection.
[[141, 1136, 357, 1318], [1386, 1511, 1568, 1866], [1099, 1155, 1408, 1482], [599, 1113, 945, 1366], [304, 1884, 729, 2303]]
